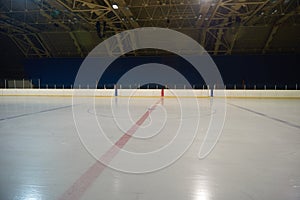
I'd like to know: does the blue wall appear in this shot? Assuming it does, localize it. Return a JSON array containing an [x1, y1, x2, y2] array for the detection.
[[24, 54, 299, 89]]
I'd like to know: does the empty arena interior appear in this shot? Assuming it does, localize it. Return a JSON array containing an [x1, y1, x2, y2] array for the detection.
[[0, 0, 300, 200]]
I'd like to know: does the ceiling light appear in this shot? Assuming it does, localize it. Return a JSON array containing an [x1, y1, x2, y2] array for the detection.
[[272, 9, 278, 14], [112, 3, 119, 9]]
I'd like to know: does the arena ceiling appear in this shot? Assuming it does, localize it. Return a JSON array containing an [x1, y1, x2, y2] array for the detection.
[[0, 0, 299, 58]]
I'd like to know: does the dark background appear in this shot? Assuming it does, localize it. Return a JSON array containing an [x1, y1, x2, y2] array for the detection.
[[16, 54, 298, 89], [1, 31, 298, 89]]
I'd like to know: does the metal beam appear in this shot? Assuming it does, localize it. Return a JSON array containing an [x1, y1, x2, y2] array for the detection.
[[228, 28, 240, 55], [213, 28, 224, 55], [263, 3, 300, 53], [112, 0, 140, 28], [56, 0, 125, 33], [69, 32, 84, 57], [8, 34, 50, 58], [196, 2, 211, 48], [243, 0, 269, 25]]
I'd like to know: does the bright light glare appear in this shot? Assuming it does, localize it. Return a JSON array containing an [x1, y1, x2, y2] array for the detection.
[[22, 187, 42, 200], [112, 4, 119, 9]]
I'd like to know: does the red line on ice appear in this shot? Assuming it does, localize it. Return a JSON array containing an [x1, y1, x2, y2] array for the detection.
[[59, 99, 162, 200]]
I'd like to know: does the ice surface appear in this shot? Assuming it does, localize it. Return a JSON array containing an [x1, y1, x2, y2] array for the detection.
[[0, 96, 299, 200]]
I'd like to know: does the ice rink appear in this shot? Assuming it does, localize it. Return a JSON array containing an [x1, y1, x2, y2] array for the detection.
[[0, 96, 300, 200]]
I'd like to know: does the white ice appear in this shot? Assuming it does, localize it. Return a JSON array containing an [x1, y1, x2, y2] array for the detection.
[[0, 96, 300, 200]]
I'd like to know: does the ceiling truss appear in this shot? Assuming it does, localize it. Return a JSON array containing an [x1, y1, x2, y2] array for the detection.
[[0, 0, 299, 57]]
